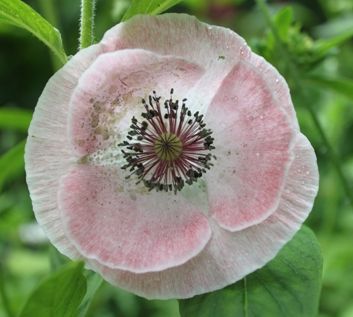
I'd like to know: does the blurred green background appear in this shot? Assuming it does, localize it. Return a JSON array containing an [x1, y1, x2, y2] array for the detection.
[[1, 0, 353, 316]]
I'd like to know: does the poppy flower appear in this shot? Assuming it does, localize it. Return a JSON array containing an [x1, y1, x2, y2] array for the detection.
[[25, 14, 319, 299]]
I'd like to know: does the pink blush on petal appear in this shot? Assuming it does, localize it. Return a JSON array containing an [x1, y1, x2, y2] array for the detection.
[[206, 61, 294, 231], [58, 164, 211, 273]]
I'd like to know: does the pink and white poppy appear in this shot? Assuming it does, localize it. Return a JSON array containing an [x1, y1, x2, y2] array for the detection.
[[25, 14, 319, 299]]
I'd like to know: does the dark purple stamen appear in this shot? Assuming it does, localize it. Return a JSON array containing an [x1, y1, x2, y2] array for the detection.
[[119, 89, 215, 193]]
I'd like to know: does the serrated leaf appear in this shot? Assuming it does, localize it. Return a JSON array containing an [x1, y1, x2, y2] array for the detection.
[[0, 0, 67, 65], [179, 226, 322, 317], [305, 75, 353, 100], [0, 107, 32, 132], [19, 261, 87, 317], [0, 140, 25, 191], [122, 0, 182, 21]]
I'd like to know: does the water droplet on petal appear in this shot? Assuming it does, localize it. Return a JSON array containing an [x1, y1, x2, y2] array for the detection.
[[239, 45, 250, 59]]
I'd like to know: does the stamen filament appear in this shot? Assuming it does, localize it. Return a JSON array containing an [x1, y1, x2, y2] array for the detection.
[[119, 89, 216, 193]]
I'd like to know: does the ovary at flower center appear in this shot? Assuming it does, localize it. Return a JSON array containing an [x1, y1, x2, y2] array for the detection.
[[154, 132, 183, 161]]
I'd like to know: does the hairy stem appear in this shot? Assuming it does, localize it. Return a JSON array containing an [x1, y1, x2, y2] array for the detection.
[[79, 0, 96, 49], [256, 0, 353, 210]]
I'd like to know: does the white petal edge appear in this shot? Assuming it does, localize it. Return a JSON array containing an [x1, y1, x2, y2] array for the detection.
[[24, 45, 102, 258], [249, 52, 299, 131]]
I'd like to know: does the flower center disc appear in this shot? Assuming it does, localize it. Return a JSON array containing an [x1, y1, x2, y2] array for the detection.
[[154, 132, 183, 161], [119, 89, 216, 193]]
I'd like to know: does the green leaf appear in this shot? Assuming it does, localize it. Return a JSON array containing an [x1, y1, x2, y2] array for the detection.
[[77, 272, 103, 317], [306, 75, 353, 100], [122, 0, 183, 21], [313, 28, 353, 58], [179, 226, 322, 317], [0, 0, 67, 65], [0, 107, 32, 132], [274, 6, 293, 41], [0, 140, 25, 191], [19, 261, 87, 317]]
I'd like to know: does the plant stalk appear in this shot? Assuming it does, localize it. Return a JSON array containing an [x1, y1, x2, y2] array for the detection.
[[80, 0, 96, 49]]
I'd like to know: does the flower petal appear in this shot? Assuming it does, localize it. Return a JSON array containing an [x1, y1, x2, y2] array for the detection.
[[101, 14, 249, 112], [205, 61, 295, 231], [86, 133, 318, 299], [25, 45, 102, 258], [69, 49, 204, 156], [100, 13, 299, 130], [249, 53, 299, 130], [58, 164, 211, 273]]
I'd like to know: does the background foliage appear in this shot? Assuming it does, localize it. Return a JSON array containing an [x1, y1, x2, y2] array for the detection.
[[1, 0, 353, 316]]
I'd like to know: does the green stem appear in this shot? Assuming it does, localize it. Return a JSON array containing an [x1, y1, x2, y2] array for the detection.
[[79, 0, 96, 49], [256, 0, 353, 210], [306, 106, 353, 206], [243, 277, 249, 317], [0, 263, 15, 317]]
